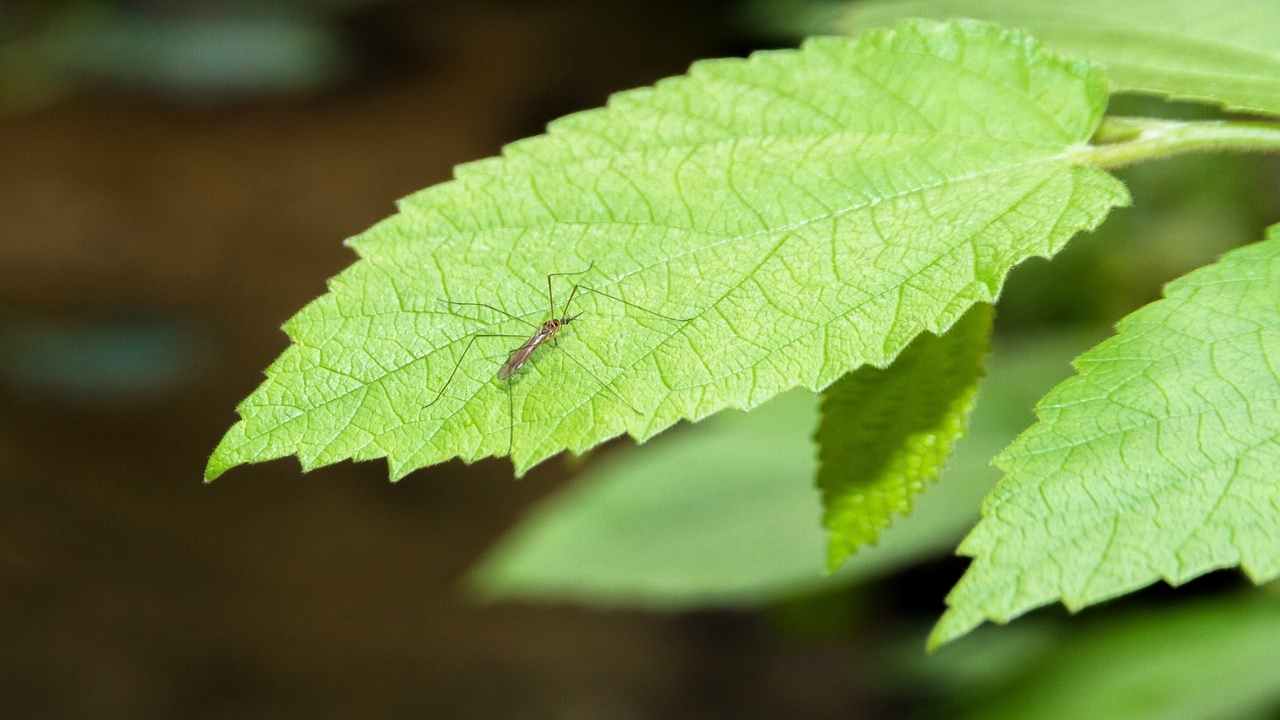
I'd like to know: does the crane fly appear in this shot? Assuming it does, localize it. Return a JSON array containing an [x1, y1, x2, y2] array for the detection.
[[421, 262, 692, 458], [496, 314, 580, 381]]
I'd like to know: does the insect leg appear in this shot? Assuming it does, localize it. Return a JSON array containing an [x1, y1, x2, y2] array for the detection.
[[567, 284, 693, 323], [554, 346, 645, 417], [422, 333, 528, 410], [544, 262, 594, 318], [443, 299, 539, 329]]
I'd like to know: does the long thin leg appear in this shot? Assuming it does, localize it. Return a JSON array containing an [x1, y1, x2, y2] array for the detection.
[[444, 299, 540, 329], [497, 344, 645, 460], [545, 262, 594, 318], [566, 284, 693, 322], [499, 345, 644, 462], [422, 332, 528, 410], [554, 346, 644, 417]]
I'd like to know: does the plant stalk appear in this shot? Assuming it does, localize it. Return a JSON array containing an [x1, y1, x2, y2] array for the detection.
[[1073, 116, 1280, 169]]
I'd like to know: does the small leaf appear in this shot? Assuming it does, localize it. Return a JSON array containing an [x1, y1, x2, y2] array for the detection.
[[817, 304, 992, 570], [207, 19, 1125, 481], [933, 225, 1280, 648], [471, 331, 1091, 608], [838, 0, 1280, 117]]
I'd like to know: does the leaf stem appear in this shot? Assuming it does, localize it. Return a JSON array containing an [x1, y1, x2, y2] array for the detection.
[[1073, 116, 1280, 169]]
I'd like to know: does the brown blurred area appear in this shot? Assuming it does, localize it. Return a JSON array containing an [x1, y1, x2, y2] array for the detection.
[[0, 2, 896, 717]]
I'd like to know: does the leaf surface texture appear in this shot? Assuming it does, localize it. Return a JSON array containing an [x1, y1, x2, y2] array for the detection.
[[207, 20, 1124, 480], [934, 226, 1280, 647]]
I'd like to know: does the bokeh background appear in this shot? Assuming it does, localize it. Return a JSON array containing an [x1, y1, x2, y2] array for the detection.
[[3, 1, 1278, 718]]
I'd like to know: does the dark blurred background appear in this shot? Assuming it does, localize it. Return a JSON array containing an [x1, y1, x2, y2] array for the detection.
[[2, 1, 1278, 718]]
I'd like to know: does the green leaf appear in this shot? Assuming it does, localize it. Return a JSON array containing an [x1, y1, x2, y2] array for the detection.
[[933, 226, 1280, 648], [471, 331, 1093, 608], [818, 304, 991, 570], [837, 0, 1280, 117], [206, 19, 1125, 481], [472, 390, 833, 607], [965, 590, 1280, 720]]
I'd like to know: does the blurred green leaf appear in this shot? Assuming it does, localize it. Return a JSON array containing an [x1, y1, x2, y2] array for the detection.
[[835, 0, 1280, 116], [934, 226, 1280, 648], [741, 0, 848, 38], [470, 331, 1093, 608], [818, 305, 991, 571], [36, 7, 347, 96], [963, 589, 1280, 720], [205, 19, 1125, 481]]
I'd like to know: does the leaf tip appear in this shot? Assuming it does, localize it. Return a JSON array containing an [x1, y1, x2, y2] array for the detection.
[[927, 607, 984, 652], [204, 418, 255, 483], [824, 542, 850, 575], [203, 453, 231, 483]]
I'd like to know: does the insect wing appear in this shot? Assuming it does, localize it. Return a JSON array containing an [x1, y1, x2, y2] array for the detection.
[[498, 337, 538, 379]]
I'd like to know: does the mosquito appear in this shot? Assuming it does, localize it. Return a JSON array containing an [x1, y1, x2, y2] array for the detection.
[[421, 262, 691, 457]]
